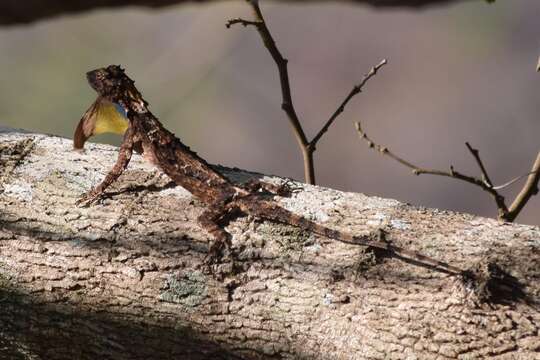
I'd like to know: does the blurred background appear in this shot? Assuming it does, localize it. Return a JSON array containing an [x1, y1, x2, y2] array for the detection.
[[0, 0, 538, 224]]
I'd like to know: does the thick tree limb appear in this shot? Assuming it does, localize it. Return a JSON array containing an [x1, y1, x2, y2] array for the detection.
[[1, 1, 473, 26], [1, 128, 539, 359]]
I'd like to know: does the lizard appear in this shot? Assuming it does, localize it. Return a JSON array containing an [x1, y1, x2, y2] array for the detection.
[[74, 64, 464, 276]]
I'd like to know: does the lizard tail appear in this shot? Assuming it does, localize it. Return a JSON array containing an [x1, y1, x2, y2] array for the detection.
[[254, 202, 463, 275]]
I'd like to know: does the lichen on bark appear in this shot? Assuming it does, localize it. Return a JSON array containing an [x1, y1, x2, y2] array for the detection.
[[160, 271, 208, 307]]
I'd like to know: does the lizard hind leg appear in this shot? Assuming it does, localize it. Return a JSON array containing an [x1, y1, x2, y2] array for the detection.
[[198, 206, 238, 265]]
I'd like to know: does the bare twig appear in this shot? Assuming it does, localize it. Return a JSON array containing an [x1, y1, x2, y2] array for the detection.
[[228, 1, 312, 182], [227, 0, 385, 185], [465, 142, 493, 187], [505, 152, 540, 222], [355, 121, 540, 222], [492, 170, 538, 190], [225, 18, 261, 28], [356, 120, 540, 222], [310, 59, 387, 149]]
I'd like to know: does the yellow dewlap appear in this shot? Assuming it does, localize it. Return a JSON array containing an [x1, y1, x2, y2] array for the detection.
[[93, 101, 129, 135]]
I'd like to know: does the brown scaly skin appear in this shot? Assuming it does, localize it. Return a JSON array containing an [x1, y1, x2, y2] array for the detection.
[[76, 65, 463, 275]]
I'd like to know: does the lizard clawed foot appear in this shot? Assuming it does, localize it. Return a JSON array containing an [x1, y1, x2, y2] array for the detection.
[[75, 189, 102, 207], [275, 179, 302, 197], [202, 238, 240, 278], [243, 179, 302, 198], [204, 239, 231, 266]]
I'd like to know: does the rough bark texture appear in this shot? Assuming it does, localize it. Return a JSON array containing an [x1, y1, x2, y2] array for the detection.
[[0, 127, 539, 360], [1, 0, 472, 26]]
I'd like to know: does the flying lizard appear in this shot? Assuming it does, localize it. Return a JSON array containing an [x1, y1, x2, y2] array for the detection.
[[74, 65, 463, 275]]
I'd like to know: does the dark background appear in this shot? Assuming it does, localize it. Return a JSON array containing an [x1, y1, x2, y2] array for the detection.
[[1, 0, 539, 224]]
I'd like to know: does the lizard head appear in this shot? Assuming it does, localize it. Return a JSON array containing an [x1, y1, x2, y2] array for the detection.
[[86, 65, 147, 113], [87, 65, 129, 103]]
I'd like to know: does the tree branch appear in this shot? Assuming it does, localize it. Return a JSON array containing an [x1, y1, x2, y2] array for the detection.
[[355, 121, 540, 222], [465, 141, 493, 187], [310, 59, 387, 149], [356, 120, 540, 222], [228, 2, 310, 154], [228, 1, 385, 185], [505, 152, 540, 222], [0, 1, 474, 27]]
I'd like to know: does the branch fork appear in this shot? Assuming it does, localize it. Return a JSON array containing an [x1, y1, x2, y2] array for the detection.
[[227, 0, 386, 184], [355, 121, 540, 222]]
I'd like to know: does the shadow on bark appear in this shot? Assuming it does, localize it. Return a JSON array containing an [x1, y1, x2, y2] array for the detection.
[[2, 213, 538, 302], [1, 211, 539, 359], [0, 215, 454, 284], [0, 285, 244, 360]]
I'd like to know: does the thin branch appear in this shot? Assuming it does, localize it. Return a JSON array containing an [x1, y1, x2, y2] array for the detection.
[[225, 18, 261, 28], [505, 152, 540, 222], [356, 121, 540, 222], [228, 0, 313, 182], [228, 2, 540, 220], [492, 170, 539, 190], [228, 1, 386, 185], [465, 142, 493, 187], [310, 59, 387, 149], [354, 121, 509, 218], [242, 0, 309, 149]]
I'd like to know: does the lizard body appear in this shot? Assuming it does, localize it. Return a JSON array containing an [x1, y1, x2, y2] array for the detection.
[[75, 65, 462, 275]]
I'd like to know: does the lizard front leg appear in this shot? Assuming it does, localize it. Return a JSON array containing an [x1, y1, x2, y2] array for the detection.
[[77, 126, 136, 206]]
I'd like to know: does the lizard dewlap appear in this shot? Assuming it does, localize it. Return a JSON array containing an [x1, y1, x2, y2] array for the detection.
[[93, 100, 129, 135], [73, 96, 129, 149]]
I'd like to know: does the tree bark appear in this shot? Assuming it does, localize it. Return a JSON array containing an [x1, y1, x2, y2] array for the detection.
[[1, 0, 472, 26], [0, 128, 539, 359]]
